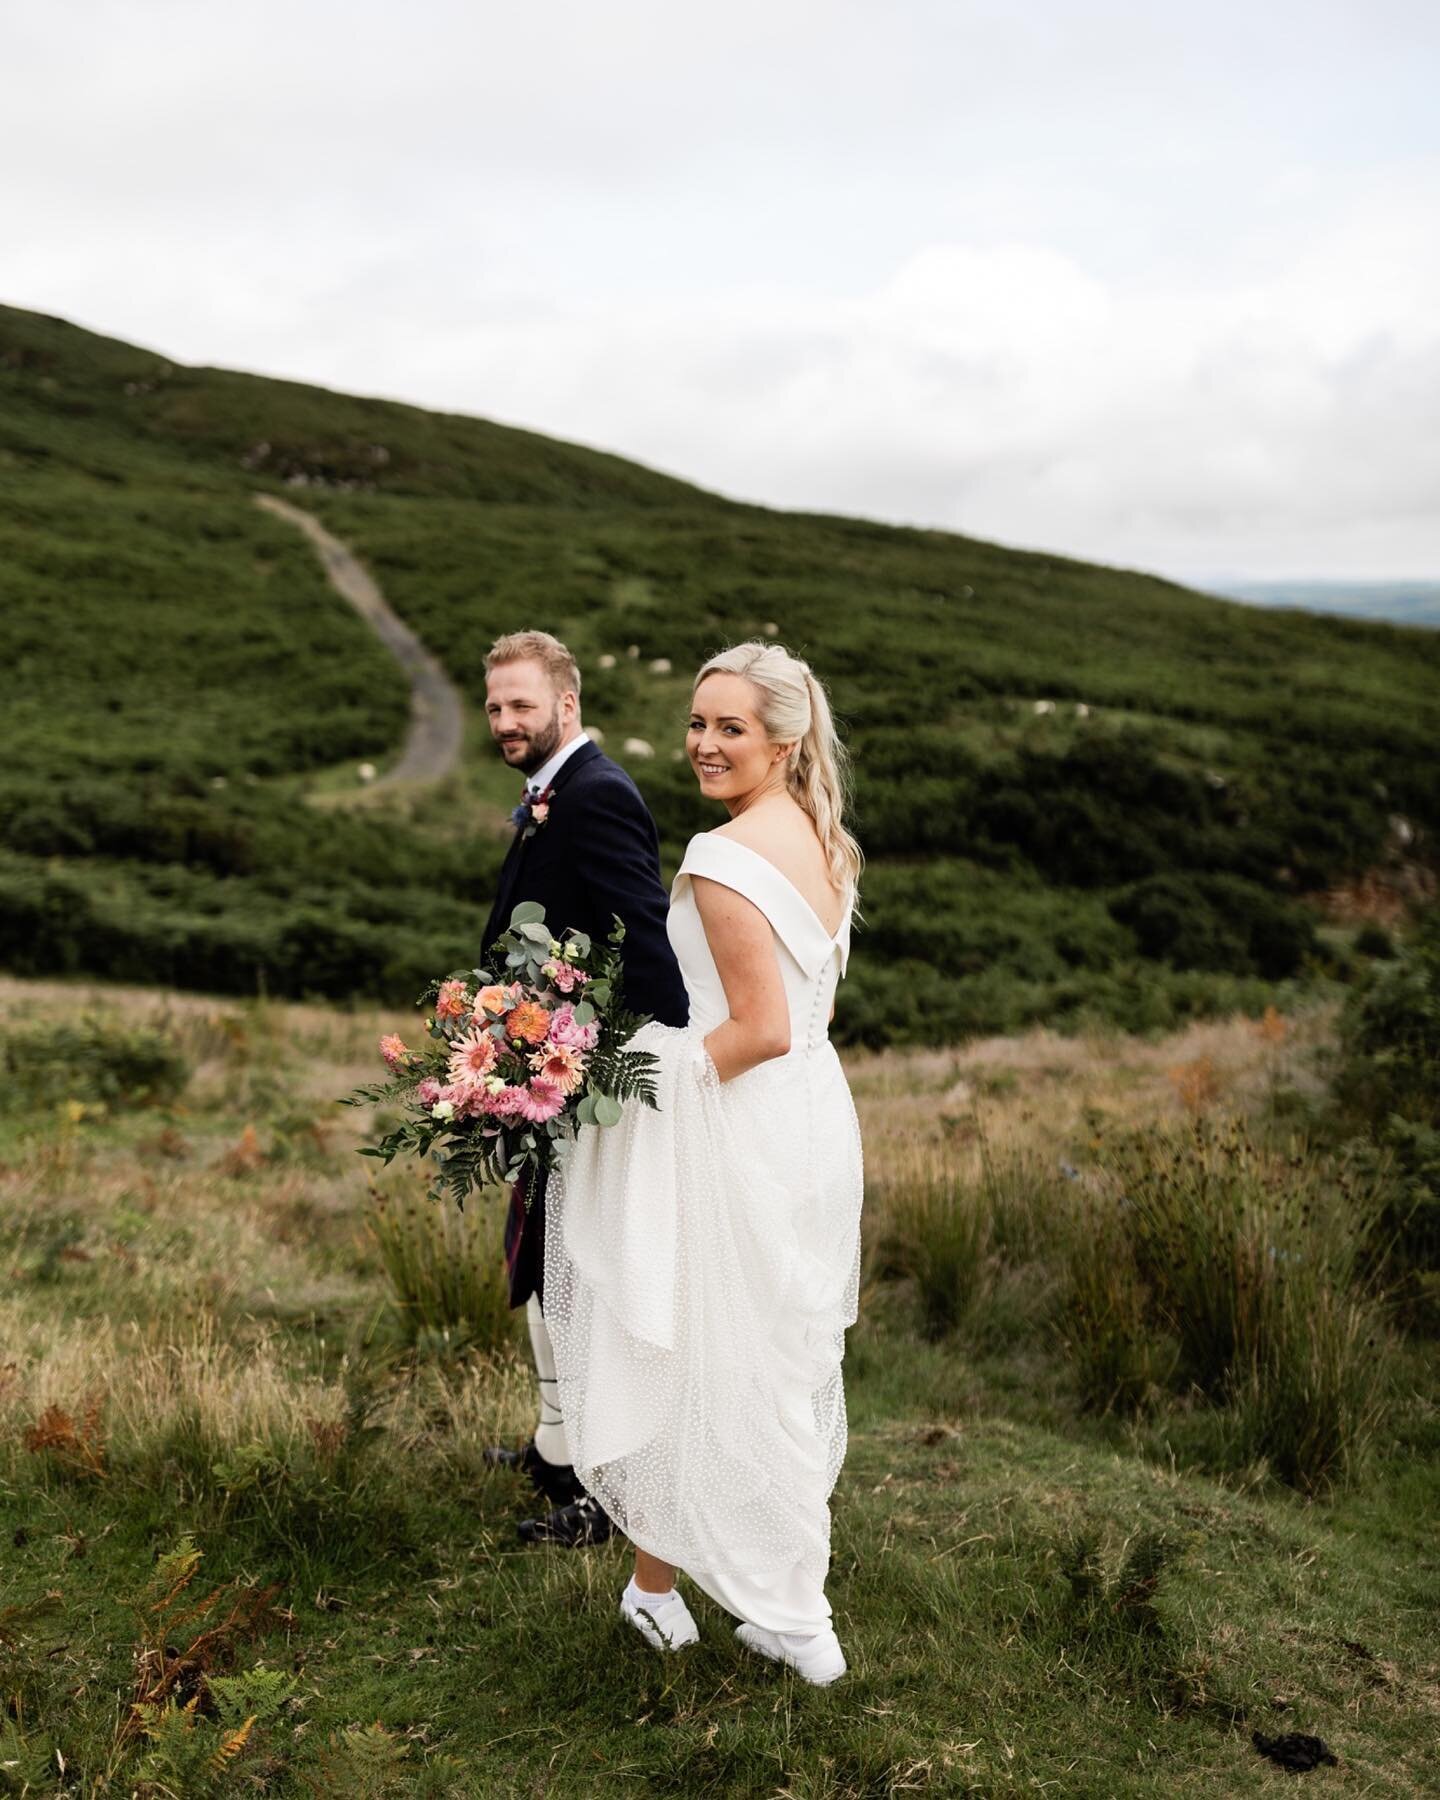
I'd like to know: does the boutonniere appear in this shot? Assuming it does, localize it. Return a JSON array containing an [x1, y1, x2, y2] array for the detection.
[[511, 783, 554, 840]]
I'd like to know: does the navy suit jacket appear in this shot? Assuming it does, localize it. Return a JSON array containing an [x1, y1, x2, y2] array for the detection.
[[482, 739, 689, 1032], [484, 740, 688, 1309]]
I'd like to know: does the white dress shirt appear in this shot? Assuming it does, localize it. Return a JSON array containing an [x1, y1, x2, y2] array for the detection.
[[526, 730, 591, 796]]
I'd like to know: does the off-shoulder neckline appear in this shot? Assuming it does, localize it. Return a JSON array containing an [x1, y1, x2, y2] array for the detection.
[[691, 831, 850, 943]]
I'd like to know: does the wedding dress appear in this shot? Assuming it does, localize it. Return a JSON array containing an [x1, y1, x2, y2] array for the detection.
[[544, 831, 863, 1633]]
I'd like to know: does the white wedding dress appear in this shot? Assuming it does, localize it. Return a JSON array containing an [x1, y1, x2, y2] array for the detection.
[[544, 831, 864, 1633]]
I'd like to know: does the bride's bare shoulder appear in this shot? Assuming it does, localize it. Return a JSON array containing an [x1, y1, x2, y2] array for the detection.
[[712, 803, 808, 860]]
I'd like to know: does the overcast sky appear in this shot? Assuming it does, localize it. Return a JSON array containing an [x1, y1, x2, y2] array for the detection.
[[5, 0, 1437, 583]]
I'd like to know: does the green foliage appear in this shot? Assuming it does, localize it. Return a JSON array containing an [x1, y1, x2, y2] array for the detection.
[[0, 1718, 54, 1796], [132, 1666, 295, 1799], [1, 1014, 189, 1111], [1058, 1525, 1177, 1644], [1060, 1201, 1178, 1413], [1332, 904, 1440, 1322], [4, 301, 1439, 1043], [1108, 872, 1317, 978], [309, 1721, 466, 1798]]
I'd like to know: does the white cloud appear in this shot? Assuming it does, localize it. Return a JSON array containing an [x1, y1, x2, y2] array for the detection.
[[3, 0, 1438, 580]]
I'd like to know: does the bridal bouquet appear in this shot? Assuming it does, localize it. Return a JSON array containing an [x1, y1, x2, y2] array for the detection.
[[344, 904, 659, 1208]]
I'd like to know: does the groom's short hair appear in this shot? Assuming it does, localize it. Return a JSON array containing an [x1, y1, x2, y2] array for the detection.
[[485, 630, 582, 700]]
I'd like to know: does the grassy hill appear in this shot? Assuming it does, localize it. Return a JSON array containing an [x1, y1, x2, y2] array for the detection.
[[3, 302, 1437, 1041], [1, 972, 1436, 1794]]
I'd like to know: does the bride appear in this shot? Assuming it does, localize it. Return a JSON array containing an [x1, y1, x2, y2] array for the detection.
[[544, 640, 864, 1686]]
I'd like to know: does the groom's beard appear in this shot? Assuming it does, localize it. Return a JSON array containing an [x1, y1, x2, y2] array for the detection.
[[502, 706, 565, 776]]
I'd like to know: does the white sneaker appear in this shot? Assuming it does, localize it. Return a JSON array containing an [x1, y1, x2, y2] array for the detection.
[[735, 1622, 847, 1686], [619, 1578, 700, 1650]]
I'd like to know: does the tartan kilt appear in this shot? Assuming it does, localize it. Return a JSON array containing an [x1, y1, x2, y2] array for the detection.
[[503, 1165, 550, 1309]]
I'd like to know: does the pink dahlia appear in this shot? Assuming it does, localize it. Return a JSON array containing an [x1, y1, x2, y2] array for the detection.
[[439, 1079, 489, 1121], [435, 979, 471, 1022], [529, 1042, 585, 1095], [447, 1029, 497, 1084], [486, 1085, 528, 1119], [380, 1033, 409, 1070], [518, 1077, 567, 1123]]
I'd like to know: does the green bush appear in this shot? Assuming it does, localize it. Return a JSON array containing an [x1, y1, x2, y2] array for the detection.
[[1332, 906, 1440, 1321], [2, 1015, 189, 1110], [5, 300, 1439, 1044], [1107, 873, 1317, 978]]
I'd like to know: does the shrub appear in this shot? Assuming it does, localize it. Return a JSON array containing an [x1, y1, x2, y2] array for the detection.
[[1332, 905, 1440, 1322], [1107, 873, 1317, 978], [2, 1015, 190, 1110]]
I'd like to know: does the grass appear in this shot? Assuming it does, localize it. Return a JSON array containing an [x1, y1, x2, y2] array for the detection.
[[2, 301, 1438, 1040], [1, 972, 1436, 1796]]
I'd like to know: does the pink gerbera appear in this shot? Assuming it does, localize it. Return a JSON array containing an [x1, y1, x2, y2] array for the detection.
[[447, 1028, 497, 1084], [379, 1033, 409, 1070], [435, 979, 471, 1022], [529, 1042, 585, 1095], [518, 1076, 567, 1123]]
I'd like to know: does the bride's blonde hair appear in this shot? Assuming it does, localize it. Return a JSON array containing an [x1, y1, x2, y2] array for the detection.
[[694, 641, 863, 891]]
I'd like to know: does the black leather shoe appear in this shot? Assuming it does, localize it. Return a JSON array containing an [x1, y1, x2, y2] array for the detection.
[[516, 1494, 616, 1548], [482, 1439, 584, 1509]]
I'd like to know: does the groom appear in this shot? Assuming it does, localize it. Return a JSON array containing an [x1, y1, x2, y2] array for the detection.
[[479, 629, 688, 1546]]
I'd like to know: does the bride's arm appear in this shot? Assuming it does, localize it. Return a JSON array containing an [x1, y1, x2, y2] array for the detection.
[[690, 875, 790, 1082]]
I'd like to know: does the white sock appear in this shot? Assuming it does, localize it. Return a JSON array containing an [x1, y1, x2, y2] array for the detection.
[[626, 1574, 677, 1602], [526, 1296, 571, 1467]]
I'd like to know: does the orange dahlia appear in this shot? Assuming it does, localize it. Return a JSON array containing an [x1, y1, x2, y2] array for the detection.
[[507, 1000, 553, 1046]]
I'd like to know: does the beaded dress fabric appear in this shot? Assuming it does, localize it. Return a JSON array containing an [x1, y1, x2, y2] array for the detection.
[[545, 832, 864, 1633]]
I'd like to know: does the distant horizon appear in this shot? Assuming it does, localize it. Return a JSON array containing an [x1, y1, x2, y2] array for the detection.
[[4, 0, 1435, 590], [7, 293, 1437, 604]]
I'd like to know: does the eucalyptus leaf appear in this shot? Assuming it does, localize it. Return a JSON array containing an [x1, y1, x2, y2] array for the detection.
[[572, 1001, 596, 1026], [589, 982, 612, 1007], [519, 922, 553, 945], [509, 901, 547, 927], [594, 1093, 623, 1128]]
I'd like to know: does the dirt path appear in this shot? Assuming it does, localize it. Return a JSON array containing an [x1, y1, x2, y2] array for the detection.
[[254, 493, 465, 787]]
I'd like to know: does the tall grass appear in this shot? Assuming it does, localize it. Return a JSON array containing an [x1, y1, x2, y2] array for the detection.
[[368, 1180, 519, 1356], [866, 1122, 1069, 1342], [1061, 1116, 1391, 1488]]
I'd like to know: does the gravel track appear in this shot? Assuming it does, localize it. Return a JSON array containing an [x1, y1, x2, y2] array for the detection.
[[255, 493, 465, 786]]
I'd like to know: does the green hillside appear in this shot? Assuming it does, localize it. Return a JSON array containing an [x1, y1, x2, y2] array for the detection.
[[2, 302, 1437, 1040]]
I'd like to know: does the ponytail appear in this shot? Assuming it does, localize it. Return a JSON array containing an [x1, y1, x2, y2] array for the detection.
[[693, 642, 864, 893]]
